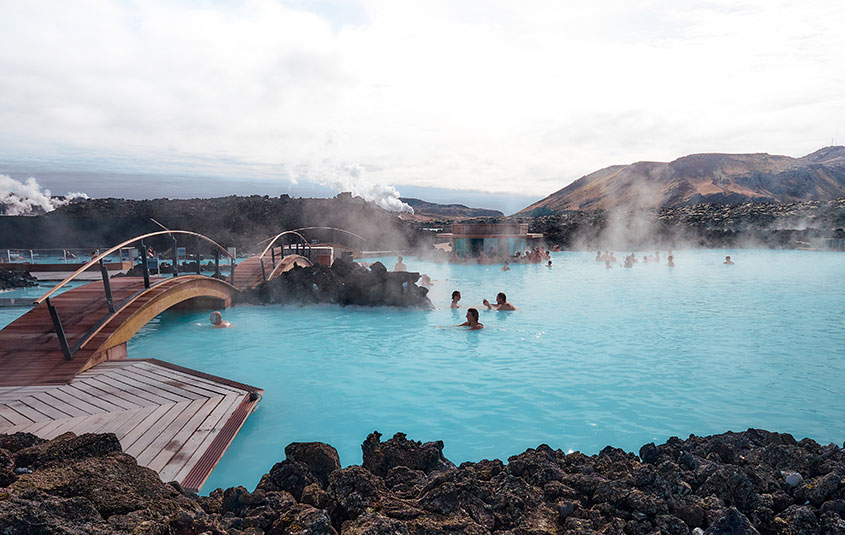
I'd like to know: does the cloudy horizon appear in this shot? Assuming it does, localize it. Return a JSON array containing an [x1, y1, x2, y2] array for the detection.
[[1, 0, 843, 208]]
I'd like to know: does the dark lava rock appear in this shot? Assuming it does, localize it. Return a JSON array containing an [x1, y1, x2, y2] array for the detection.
[[0, 268, 38, 290], [0, 431, 46, 453], [256, 459, 322, 501], [14, 432, 123, 470], [284, 442, 342, 487], [704, 507, 760, 534], [0, 448, 16, 487], [236, 259, 433, 309], [362, 431, 456, 478], [2, 428, 844, 535]]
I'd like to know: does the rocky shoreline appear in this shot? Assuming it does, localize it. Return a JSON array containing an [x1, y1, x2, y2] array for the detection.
[[527, 198, 845, 249], [1, 429, 843, 534]]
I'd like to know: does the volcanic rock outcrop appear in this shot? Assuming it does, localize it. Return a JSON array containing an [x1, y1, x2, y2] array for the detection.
[[1, 429, 843, 534], [0, 268, 38, 290], [236, 258, 433, 309]]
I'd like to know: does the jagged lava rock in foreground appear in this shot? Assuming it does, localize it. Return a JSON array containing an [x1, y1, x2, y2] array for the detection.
[[1, 429, 844, 534], [236, 258, 433, 309]]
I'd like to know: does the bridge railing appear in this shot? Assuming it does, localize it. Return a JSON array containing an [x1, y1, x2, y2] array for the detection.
[[254, 227, 367, 280], [33, 230, 237, 361], [254, 230, 312, 282]]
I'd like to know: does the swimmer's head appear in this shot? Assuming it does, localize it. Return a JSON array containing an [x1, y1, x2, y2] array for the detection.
[[547, 260, 552, 266], [210, 311, 223, 325], [496, 292, 507, 304], [467, 307, 479, 322], [452, 290, 461, 300], [725, 256, 731, 261]]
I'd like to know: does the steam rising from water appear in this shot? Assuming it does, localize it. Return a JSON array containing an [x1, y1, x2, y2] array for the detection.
[[0, 175, 89, 215], [300, 162, 413, 213]]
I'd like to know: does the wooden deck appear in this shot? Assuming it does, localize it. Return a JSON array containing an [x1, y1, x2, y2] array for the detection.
[[0, 359, 262, 491], [0, 276, 237, 387]]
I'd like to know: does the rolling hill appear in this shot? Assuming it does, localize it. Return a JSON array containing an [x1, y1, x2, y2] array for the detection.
[[518, 146, 845, 215]]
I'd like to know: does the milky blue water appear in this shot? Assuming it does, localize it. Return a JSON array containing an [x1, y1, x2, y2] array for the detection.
[[5, 250, 844, 491]]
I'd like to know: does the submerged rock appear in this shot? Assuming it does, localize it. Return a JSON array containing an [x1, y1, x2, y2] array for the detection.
[[0, 428, 843, 534], [236, 258, 433, 309]]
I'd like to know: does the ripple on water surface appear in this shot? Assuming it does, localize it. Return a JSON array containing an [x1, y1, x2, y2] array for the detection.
[[126, 249, 845, 492]]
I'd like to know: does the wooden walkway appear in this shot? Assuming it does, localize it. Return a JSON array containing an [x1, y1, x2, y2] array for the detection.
[[0, 359, 262, 491], [0, 276, 237, 387]]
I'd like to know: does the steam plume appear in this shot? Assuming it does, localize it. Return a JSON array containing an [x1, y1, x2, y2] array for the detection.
[[303, 162, 413, 213], [0, 175, 89, 216]]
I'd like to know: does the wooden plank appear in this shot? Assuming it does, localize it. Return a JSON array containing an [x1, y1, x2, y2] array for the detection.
[[104, 366, 206, 402], [55, 385, 127, 413], [34, 390, 99, 417], [133, 397, 209, 466], [146, 396, 224, 473], [120, 402, 179, 452], [75, 376, 155, 409], [125, 400, 196, 459], [165, 393, 243, 483], [131, 362, 244, 397], [3, 400, 49, 423], [89, 373, 182, 406], [68, 380, 140, 411], [15, 394, 75, 420], [99, 368, 197, 404], [97, 404, 159, 440]]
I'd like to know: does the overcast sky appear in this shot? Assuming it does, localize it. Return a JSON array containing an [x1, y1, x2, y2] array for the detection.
[[1, 0, 843, 206]]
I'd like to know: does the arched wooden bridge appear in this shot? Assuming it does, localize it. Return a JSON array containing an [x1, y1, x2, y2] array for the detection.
[[0, 230, 315, 387]]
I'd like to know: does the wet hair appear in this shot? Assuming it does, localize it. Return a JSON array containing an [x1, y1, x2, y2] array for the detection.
[[497, 292, 506, 302], [210, 311, 222, 325], [451, 290, 460, 299], [467, 307, 479, 321]]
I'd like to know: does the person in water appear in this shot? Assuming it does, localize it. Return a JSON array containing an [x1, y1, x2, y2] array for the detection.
[[667, 255, 675, 267], [420, 274, 433, 286], [501, 261, 510, 271], [724, 255, 734, 265], [210, 311, 232, 328], [483, 292, 516, 311], [605, 260, 613, 269], [457, 307, 484, 330], [450, 290, 461, 309], [393, 256, 407, 272], [547, 260, 552, 268]]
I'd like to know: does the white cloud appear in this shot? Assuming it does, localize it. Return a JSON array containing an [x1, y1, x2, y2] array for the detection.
[[0, 0, 843, 199]]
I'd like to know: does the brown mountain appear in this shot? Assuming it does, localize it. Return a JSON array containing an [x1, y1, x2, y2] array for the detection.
[[518, 146, 845, 215]]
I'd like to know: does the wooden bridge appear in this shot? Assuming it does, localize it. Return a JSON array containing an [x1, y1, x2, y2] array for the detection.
[[0, 229, 325, 490]]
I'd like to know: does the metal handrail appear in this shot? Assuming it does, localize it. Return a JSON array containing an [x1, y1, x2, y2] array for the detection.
[[255, 226, 368, 248], [34, 230, 235, 305], [257, 230, 311, 260]]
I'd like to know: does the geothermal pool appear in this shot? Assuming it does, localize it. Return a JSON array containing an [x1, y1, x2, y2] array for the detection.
[[3, 250, 844, 491]]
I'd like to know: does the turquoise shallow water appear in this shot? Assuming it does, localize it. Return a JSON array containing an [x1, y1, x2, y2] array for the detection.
[[5, 250, 844, 492]]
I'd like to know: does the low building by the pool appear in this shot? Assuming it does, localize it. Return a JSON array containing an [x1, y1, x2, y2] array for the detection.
[[438, 222, 543, 258]]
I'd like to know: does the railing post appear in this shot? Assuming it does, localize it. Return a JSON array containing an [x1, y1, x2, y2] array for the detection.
[[46, 297, 72, 361], [196, 236, 201, 275], [260, 259, 267, 282], [172, 238, 179, 277], [214, 248, 220, 277], [139, 241, 150, 289], [271, 246, 276, 266], [99, 259, 115, 313]]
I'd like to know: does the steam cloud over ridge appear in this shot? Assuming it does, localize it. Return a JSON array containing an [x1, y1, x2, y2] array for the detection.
[[0, 175, 88, 216], [302, 161, 413, 213]]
